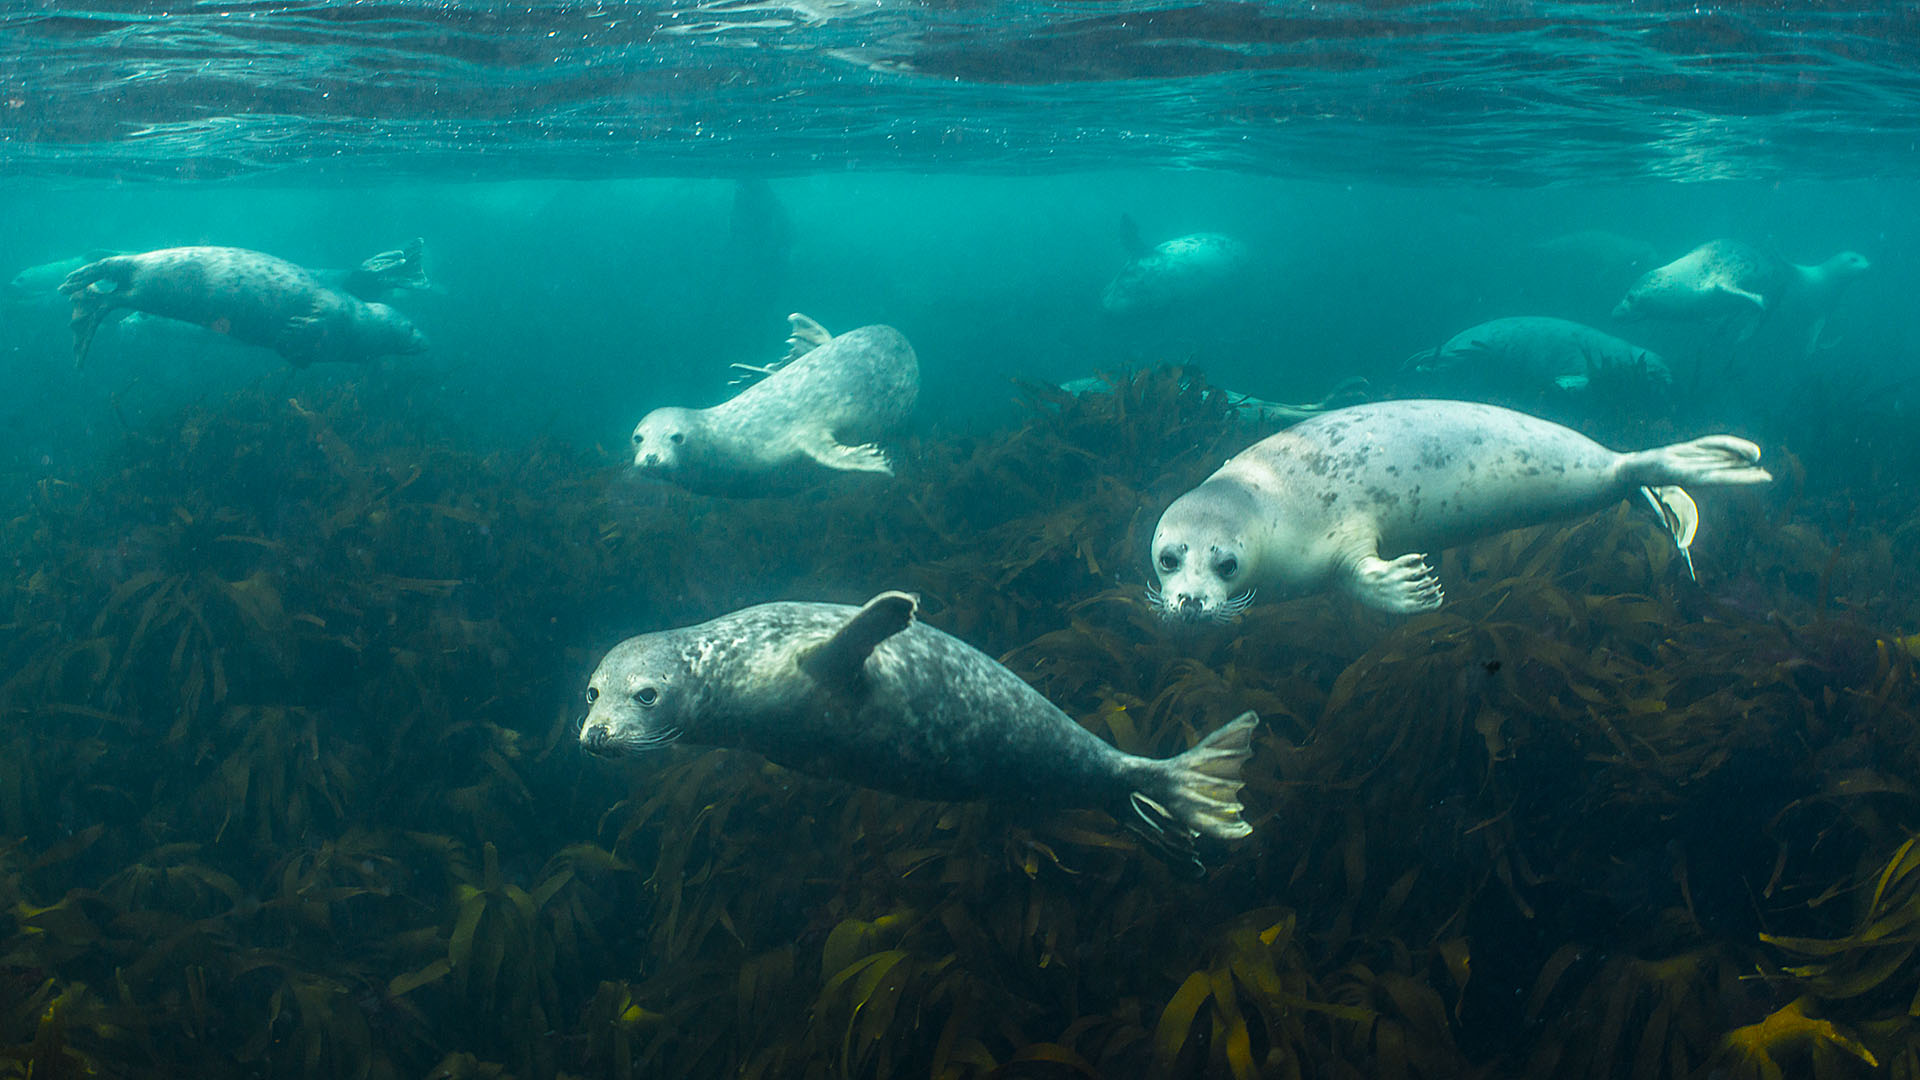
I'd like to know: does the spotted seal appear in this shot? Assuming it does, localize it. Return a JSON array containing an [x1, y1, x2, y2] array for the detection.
[[579, 591, 1258, 872], [1405, 316, 1671, 397], [630, 313, 918, 494], [58, 246, 426, 367], [1612, 239, 1870, 343], [1101, 215, 1249, 315], [1149, 400, 1773, 619]]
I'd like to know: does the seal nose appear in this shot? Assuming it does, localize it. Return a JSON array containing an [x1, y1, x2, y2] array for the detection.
[[642, 452, 659, 466], [1178, 595, 1206, 619], [582, 725, 615, 756]]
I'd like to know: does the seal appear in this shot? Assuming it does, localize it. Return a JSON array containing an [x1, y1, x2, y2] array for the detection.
[[1061, 373, 1370, 426], [317, 237, 430, 302], [7, 249, 120, 304], [1149, 400, 1773, 620], [1405, 316, 1671, 396], [579, 590, 1258, 872], [59, 246, 426, 368], [1611, 239, 1870, 343], [630, 313, 918, 493], [1101, 215, 1249, 315]]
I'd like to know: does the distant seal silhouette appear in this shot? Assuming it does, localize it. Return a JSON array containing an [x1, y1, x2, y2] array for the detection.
[[59, 246, 426, 367], [1405, 316, 1671, 396], [1611, 239, 1870, 343], [1149, 400, 1773, 620], [7, 249, 120, 304], [579, 590, 1258, 871], [630, 313, 918, 493], [1061, 373, 1370, 426], [1101, 215, 1249, 315]]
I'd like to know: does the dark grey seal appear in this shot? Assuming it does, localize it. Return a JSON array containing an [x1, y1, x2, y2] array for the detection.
[[579, 591, 1259, 872], [59, 246, 426, 367]]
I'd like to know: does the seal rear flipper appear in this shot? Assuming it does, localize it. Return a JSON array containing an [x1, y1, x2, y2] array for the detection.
[[1640, 485, 1699, 581], [784, 312, 832, 361], [59, 255, 131, 369], [1134, 711, 1259, 847], [1119, 213, 1148, 258], [800, 591, 917, 690], [1628, 435, 1772, 489], [1350, 551, 1444, 613], [728, 312, 832, 387]]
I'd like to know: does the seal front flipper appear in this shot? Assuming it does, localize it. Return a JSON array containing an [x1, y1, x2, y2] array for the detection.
[[1639, 485, 1699, 581], [800, 591, 918, 689], [1350, 551, 1444, 614], [797, 429, 893, 475], [1126, 711, 1260, 875]]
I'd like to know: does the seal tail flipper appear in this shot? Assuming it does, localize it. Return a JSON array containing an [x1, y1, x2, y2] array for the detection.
[[1626, 435, 1773, 489], [1640, 485, 1699, 581], [1119, 213, 1147, 258], [1132, 711, 1258, 846], [58, 255, 131, 369], [784, 312, 832, 361], [799, 590, 917, 689], [389, 237, 428, 291], [728, 312, 832, 387]]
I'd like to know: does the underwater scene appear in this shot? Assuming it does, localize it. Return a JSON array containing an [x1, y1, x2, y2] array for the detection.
[[4, 3, 1920, 1079]]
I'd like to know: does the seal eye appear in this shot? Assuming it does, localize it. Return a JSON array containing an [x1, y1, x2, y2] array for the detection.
[[635, 686, 659, 707], [632, 433, 643, 445], [1158, 551, 1179, 572], [585, 687, 598, 704], [669, 433, 685, 445], [1217, 556, 1239, 579]]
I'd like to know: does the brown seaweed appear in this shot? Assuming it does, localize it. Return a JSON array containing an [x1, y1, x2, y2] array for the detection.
[[0, 367, 1917, 1078]]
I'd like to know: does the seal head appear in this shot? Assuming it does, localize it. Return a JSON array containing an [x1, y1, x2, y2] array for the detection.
[[580, 635, 689, 757], [1150, 480, 1262, 624], [630, 406, 700, 472]]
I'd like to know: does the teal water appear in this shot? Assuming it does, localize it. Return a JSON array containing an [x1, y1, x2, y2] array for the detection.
[[4, 4, 1920, 1079]]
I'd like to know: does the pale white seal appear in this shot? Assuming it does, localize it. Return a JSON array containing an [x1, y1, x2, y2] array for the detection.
[[1101, 216, 1249, 315], [1612, 239, 1870, 344], [630, 313, 918, 493], [1149, 400, 1773, 619]]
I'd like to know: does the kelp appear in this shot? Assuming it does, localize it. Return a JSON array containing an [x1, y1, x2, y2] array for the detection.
[[0, 366, 1918, 1078]]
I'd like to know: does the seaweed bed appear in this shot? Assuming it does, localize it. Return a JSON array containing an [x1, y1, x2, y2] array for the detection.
[[3, 367, 1920, 1080]]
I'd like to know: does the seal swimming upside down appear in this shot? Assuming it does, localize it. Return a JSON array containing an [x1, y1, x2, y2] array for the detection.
[[59, 246, 426, 368], [579, 591, 1259, 872], [1150, 400, 1773, 620], [1100, 215, 1249, 315], [630, 313, 918, 493]]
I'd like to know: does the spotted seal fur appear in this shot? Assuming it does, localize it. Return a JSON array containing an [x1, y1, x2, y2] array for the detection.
[[1150, 400, 1773, 619], [58, 246, 425, 367], [630, 313, 918, 494], [579, 591, 1258, 872]]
